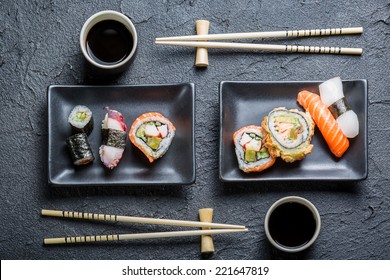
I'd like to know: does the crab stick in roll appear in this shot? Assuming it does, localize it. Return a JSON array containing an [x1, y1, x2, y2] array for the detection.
[[297, 90, 349, 158], [233, 125, 276, 173], [129, 112, 176, 163]]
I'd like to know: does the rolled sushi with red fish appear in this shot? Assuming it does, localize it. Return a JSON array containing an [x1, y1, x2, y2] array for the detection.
[[99, 108, 127, 169], [129, 112, 175, 163]]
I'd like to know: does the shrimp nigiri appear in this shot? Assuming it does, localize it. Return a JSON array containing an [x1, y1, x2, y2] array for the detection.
[[297, 90, 349, 158]]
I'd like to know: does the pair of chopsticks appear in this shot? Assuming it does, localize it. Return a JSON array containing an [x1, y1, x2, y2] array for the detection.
[[42, 209, 248, 245], [155, 27, 363, 55]]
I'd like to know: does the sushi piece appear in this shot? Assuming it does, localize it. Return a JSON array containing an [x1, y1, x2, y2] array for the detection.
[[297, 90, 349, 158], [99, 108, 127, 169], [319, 77, 359, 138], [262, 107, 315, 163], [129, 112, 175, 163], [68, 105, 94, 135], [233, 125, 276, 173], [66, 133, 94, 165]]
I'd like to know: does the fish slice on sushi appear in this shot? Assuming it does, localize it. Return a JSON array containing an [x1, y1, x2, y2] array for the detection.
[[129, 112, 176, 163], [99, 108, 127, 169], [233, 125, 276, 173], [262, 107, 315, 163], [297, 90, 349, 158]]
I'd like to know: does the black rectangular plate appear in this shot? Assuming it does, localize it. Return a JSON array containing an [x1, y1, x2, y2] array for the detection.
[[219, 80, 368, 181], [48, 83, 195, 186]]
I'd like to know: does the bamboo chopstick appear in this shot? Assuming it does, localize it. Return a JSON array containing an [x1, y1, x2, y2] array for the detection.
[[44, 228, 248, 245], [156, 27, 363, 41], [41, 209, 246, 229], [155, 40, 363, 55]]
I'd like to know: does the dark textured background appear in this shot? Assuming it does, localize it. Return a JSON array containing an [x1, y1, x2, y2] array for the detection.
[[1, 0, 389, 260]]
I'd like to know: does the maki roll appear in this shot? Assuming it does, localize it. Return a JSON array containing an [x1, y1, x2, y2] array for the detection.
[[66, 133, 94, 165], [68, 105, 94, 135], [233, 125, 276, 173], [129, 112, 175, 163], [262, 107, 315, 163], [99, 108, 127, 169], [319, 77, 359, 138]]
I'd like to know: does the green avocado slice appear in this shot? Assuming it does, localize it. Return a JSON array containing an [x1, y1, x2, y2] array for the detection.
[[147, 136, 162, 150]]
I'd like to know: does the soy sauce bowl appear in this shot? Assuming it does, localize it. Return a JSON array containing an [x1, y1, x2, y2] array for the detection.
[[80, 10, 138, 74], [264, 196, 321, 253]]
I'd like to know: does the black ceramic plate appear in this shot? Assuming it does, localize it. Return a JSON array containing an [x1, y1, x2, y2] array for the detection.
[[219, 80, 368, 181], [48, 83, 195, 186]]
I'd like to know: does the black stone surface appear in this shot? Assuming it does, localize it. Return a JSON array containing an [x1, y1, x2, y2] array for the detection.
[[1, 0, 389, 260]]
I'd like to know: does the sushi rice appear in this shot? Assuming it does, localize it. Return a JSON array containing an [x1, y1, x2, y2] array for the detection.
[[129, 112, 175, 163], [68, 105, 94, 135], [319, 77, 359, 138]]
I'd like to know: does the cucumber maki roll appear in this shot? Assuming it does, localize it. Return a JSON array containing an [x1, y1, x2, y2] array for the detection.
[[233, 125, 276, 173], [68, 105, 94, 135], [66, 133, 94, 165], [262, 107, 315, 163]]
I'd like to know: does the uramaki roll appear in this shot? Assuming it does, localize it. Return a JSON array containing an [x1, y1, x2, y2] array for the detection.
[[129, 112, 176, 163], [233, 125, 275, 173]]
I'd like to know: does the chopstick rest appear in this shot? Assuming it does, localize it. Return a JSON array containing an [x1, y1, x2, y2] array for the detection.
[[195, 20, 210, 67], [199, 208, 214, 254]]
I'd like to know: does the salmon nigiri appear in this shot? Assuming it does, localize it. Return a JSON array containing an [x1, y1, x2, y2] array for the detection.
[[297, 90, 349, 158]]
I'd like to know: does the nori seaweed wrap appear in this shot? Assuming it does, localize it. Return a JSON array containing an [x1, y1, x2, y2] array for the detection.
[[66, 133, 94, 165], [101, 129, 127, 149]]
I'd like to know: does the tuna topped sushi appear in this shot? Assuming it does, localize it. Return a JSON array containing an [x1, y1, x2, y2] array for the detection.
[[262, 107, 315, 163], [233, 125, 276, 173], [129, 112, 176, 163], [99, 108, 127, 169]]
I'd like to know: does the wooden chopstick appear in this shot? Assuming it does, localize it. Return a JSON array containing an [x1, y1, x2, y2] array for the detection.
[[155, 40, 363, 55], [41, 209, 246, 229], [44, 228, 248, 245], [156, 27, 363, 41]]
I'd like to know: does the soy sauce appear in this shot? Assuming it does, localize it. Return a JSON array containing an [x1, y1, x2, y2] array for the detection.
[[269, 202, 316, 248], [86, 20, 133, 65]]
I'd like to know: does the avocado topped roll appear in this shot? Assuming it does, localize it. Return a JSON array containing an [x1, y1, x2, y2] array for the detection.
[[262, 107, 315, 163], [129, 112, 176, 163], [233, 125, 276, 173]]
